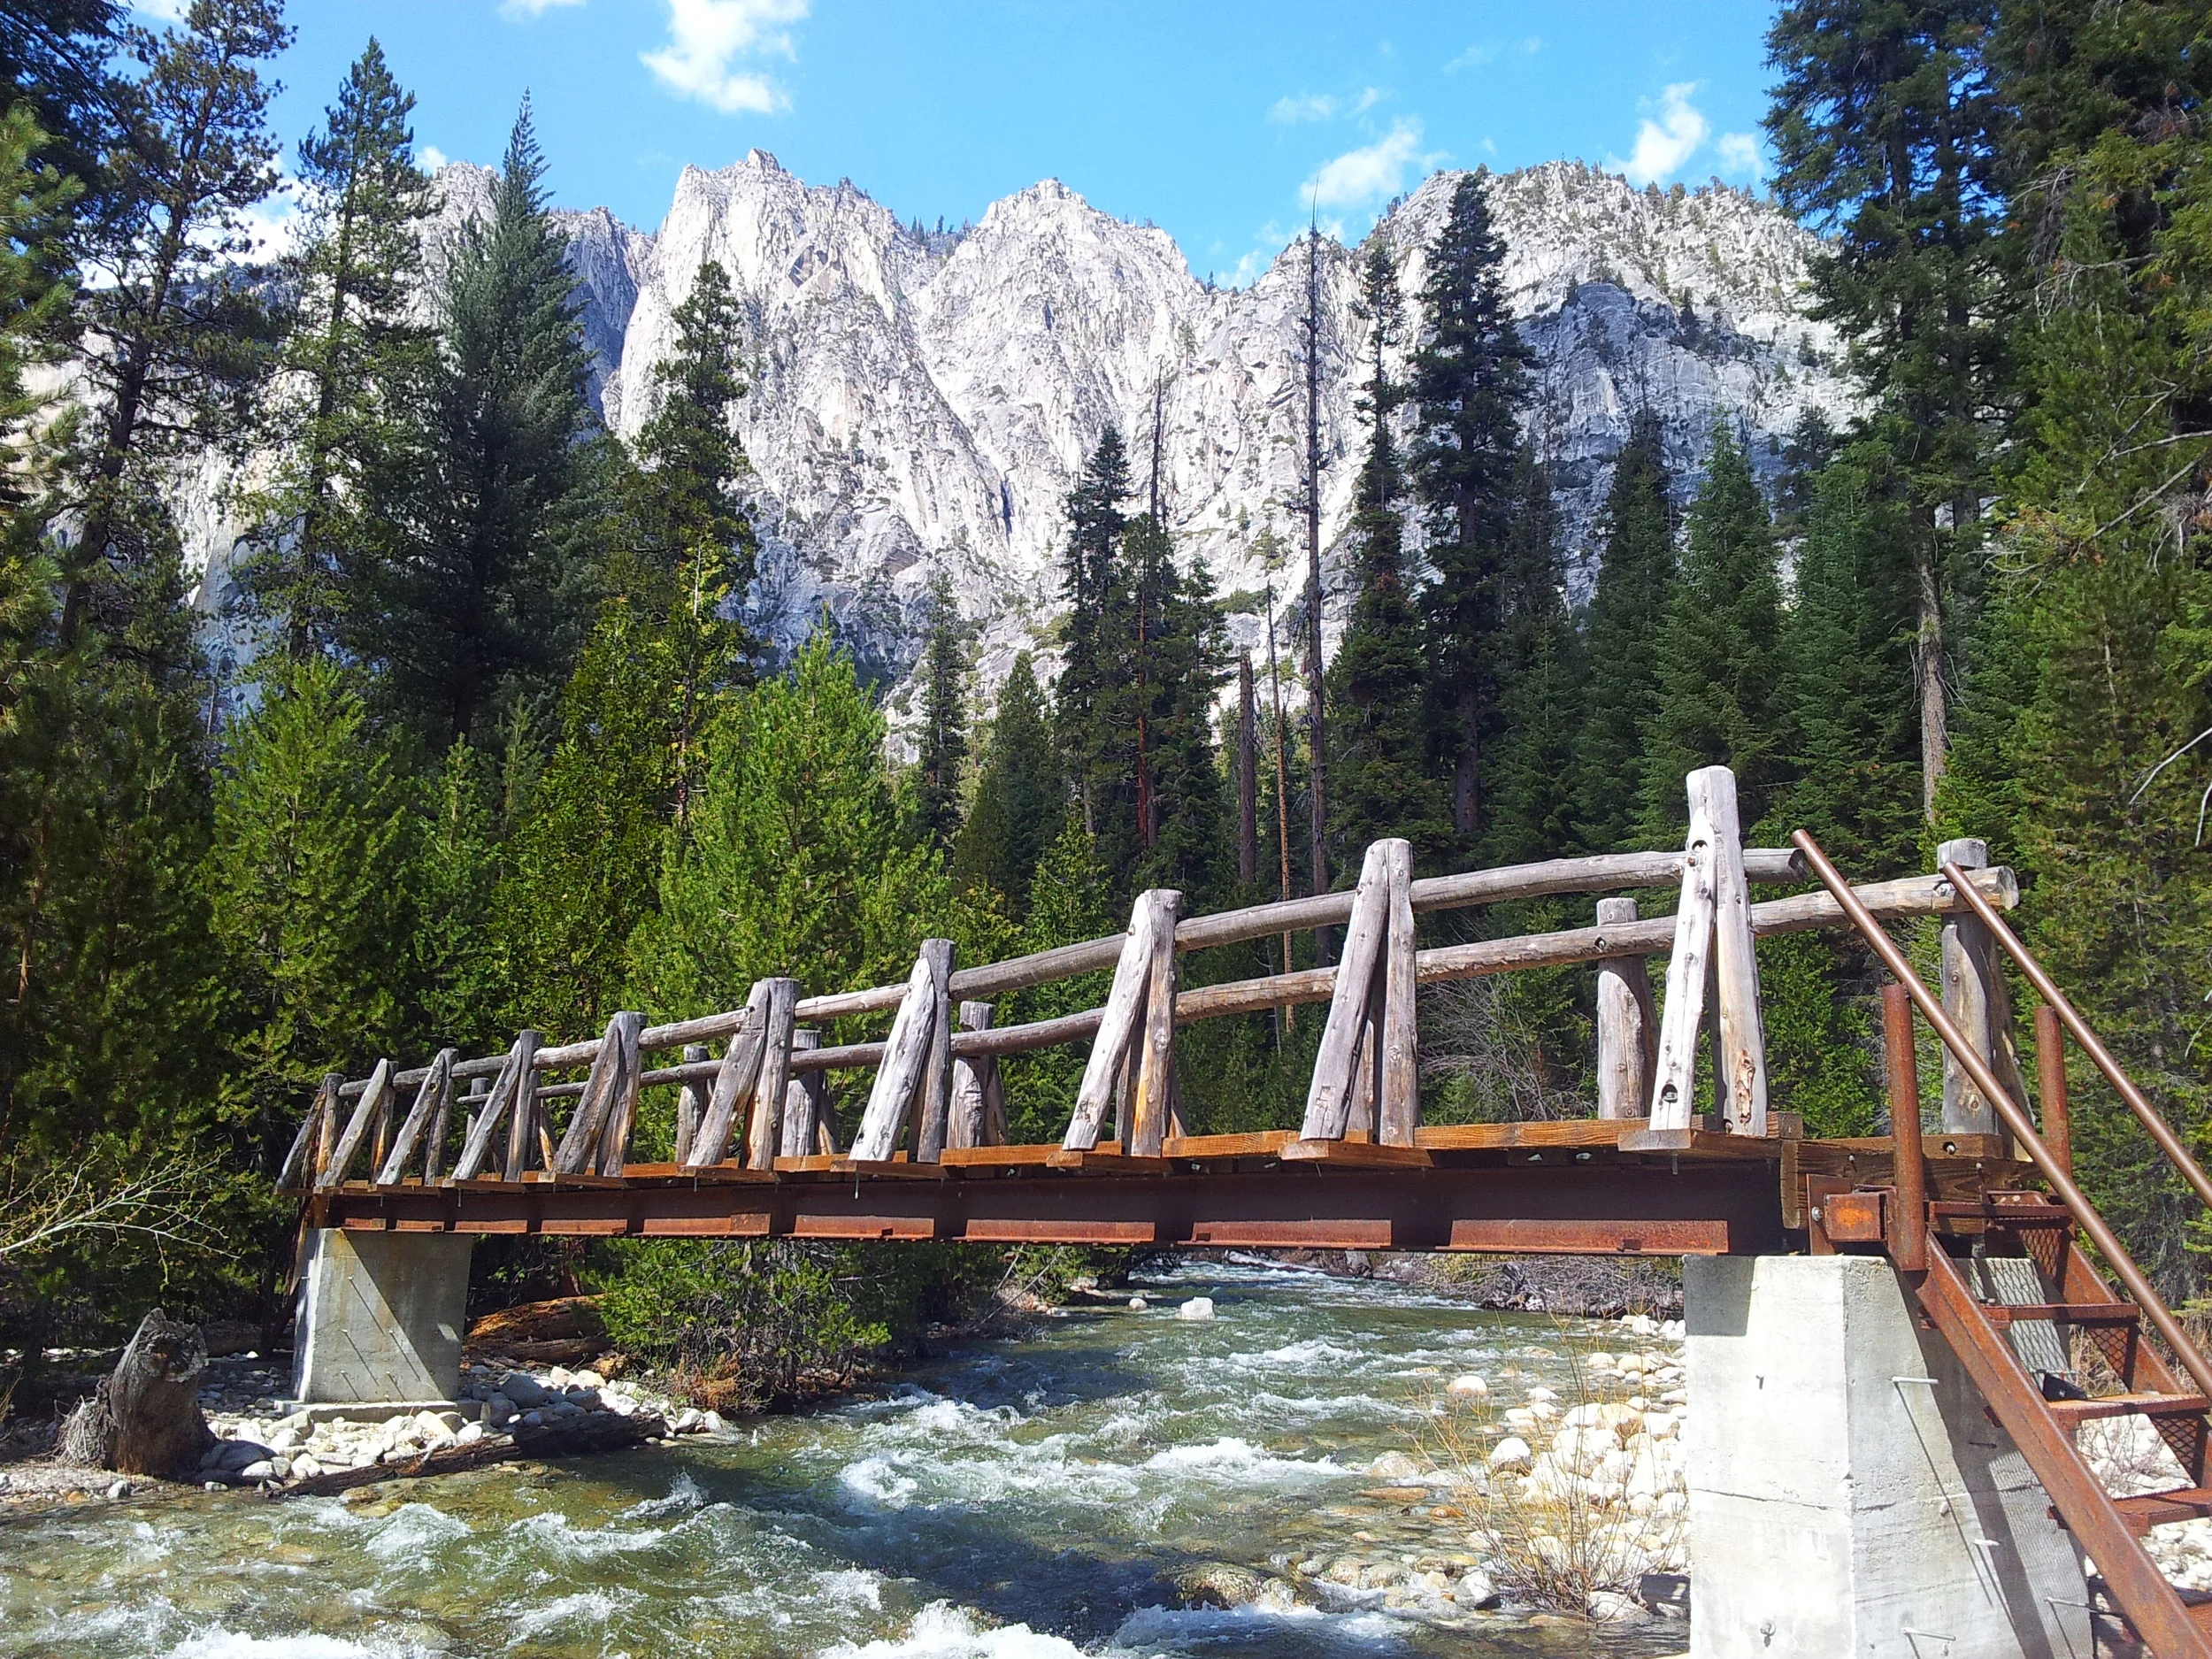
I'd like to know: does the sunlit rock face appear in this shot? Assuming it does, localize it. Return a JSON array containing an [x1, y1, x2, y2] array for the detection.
[[190, 155, 1852, 715]]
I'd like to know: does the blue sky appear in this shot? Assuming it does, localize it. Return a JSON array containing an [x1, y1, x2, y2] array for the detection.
[[150, 1, 1784, 285]]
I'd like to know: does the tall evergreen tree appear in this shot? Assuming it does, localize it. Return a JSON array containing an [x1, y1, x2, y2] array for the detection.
[[1766, 0, 2009, 818], [0, 0, 118, 201], [915, 572, 967, 850], [243, 39, 434, 659], [1574, 410, 1677, 849], [1636, 422, 1788, 836], [1483, 446, 1585, 864], [953, 652, 1064, 910], [1127, 513, 1230, 899], [372, 99, 597, 746], [1333, 239, 1448, 859], [1409, 173, 1532, 842], [1055, 430, 1133, 846]]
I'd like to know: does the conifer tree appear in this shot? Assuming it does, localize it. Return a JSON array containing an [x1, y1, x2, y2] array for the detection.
[[1054, 429, 1134, 847], [1409, 173, 1532, 842], [0, 0, 118, 201], [1636, 423, 1788, 837], [372, 99, 597, 746], [1333, 240, 1448, 858], [1483, 447, 1585, 864], [953, 653, 1064, 911], [1127, 514, 1229, 899], [915, 573, 967, 851], [408, 738, 505, 1051], [244, 39, 434, 659], [1574, 410, 1676, 849]]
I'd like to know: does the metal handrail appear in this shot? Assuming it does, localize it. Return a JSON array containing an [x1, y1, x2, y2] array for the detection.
[[1942, 859, 2212, 1217], [1793, 830, 2212, 1402]]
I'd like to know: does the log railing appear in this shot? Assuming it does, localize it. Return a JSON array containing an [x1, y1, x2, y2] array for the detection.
[[285, 765, 2024, 1191]]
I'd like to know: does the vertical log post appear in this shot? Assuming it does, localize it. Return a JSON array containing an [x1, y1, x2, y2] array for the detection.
[[454, 1034, 530, 1182], [852, 950, 947, 1162], [595, 1012, 646, 1177], [1939, 837, 2005, 1140], [322, 1060, 392, 1190], [503, 1030, 541, 1181], [780, 1028, 824, 1158], [1064, 896, 1164, 1150], [1697, 765, 1769, 1135], [1881, 982, 1929, 1272], [688, 985, 770, 1168], [312, 1071, 343, 1183], [1595, 897, 1656, 1120], [1128, 891, 1184, 1157], [553, 1013, 637, 1174], [1649, 794, 1722, 1131], [377, 1048, 455, 1186], [950, 1002, 1002, 1150], [2037, 1003, 2072, 1179], [430, 1076, 480, 1183], [745, 978, 802, 1170], [1301, 841, 1393, 1141], [674, 1044, 709, 1167], [1379, 838, 1419, 1146], [910, 941, 957, 1164]]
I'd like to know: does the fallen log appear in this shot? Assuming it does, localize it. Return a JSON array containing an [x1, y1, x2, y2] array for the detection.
[[272, 1409, 669, 1501]]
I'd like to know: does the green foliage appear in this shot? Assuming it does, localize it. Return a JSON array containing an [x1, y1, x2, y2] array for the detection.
[[1483, 447, 1585, 866], [1576, 410, 1676, 851], [952, 652, 1064, 913], [915, 572, 967, 849]]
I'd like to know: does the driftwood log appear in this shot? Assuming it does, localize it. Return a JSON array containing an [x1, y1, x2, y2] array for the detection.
[[58, 1310, 213, 1476]]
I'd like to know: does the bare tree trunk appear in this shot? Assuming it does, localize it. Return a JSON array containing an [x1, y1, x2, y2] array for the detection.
[[59, 1310, 213, 1476], [1237, 654, 1258, 886], [1915, 533, 1947, 821]]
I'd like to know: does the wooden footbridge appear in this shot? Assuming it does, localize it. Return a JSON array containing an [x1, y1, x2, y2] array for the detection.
[[282, 762, 2212, 1652]]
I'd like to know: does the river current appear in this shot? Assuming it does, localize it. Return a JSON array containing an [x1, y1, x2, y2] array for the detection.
[[1, 1261, 1685, 1659]]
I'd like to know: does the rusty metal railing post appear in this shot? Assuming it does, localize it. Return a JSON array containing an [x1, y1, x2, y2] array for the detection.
[[1882, 982, 1930, 1272]]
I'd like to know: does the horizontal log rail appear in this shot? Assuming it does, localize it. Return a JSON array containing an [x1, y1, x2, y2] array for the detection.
[[334, 845, 1812, 1099]]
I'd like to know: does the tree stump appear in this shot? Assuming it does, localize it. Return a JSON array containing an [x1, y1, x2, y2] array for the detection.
[[58, 1310, 213, 1476]]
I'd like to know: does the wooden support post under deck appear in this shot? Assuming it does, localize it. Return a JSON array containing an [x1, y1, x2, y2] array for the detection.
[[1595, 897, 1655, 1120], [745, 978, 801, 1170], [1699, 766, 1769, 1135], [1129, 890, 1184, 1157], [911, 941, 956, 1164]]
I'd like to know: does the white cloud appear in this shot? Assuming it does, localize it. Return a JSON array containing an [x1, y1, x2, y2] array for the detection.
[[1608, 81, 1709, 186], [1717, 131, 1767, 179], [1354, 86, 1383, 112], [419, 144, 449, 173], [1444, 42, 1498, 73], [1306, 119, 1439, 209], [129, 0, 187, 19], [499, 0, 584, 17], [1269, 93, 1337, 123], [642, 0, 809, 115]]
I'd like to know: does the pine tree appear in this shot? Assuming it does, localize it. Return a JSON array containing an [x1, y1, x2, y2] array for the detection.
[[1574, 410, 1676, 850], [1129, 514, 1229, 900], [1483, 447, 1585, 864], [1333, 239, 1448, 859], [371, 99, 597, 746], [1766, 0, 2010, 818], [1054, 429, 1134, 853], [953, 653, 1064, 910], [408, 737, 505, 1053], [243, 39, 434, 659], [914, 572, 967, 850], [1409, 173, 1532, 843], [1636, 422, 1788, 837], [0, 0, 117, 213]]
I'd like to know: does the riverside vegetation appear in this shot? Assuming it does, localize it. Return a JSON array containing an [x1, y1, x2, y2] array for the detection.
[[0, 0, 2209, 1447]]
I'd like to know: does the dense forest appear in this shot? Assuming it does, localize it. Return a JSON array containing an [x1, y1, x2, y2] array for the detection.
[[1, 0, 2209, 1361]]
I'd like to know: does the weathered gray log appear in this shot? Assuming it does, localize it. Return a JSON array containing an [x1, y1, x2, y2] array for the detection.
[[1064, 895, 1164, 1150], [744, 978, 801, 1170], [552, 1013, 634, 1174], [687, 983, 769, 1168], [58, 1310, 212, 1476], [1698, 767, 1770, 1135], [276, 1077, 334, 1190], [911, 941, 956, 1164], [319, 1059, 391, 1189], [1648, 802, 1721, 1131], [596, 1014, 647, 1176], [427, 1072, 475, 1183], [851, 952, 943, 1161], [674, 1043, 710, 1165], [1344, 971, 1382, 1140], [1129, 891, 1184, 1157], [1594, 897, 1655, 1120], [1302, 841, 1393, 1140], [1937, 837, 2024, 1142], [1378, 838, 1419, 1146], [312, 1071, 343, 1181], [377, 1048, 454, 1185], [949, 1002, 998, 1150], [780, 1029, 824, 1157], [503, 1030, 541, 1180], [455, 1034, 527, 1182]]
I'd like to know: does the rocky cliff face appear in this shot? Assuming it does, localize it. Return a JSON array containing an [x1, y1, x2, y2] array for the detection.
[[189, 156, 1853, 712]]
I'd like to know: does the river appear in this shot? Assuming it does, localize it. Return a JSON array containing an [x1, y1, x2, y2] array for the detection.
[[0, 1261, 1687, 1658]]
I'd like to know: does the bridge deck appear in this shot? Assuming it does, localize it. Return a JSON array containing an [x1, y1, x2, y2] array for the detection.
[[311, 1122, 2028, 1257]]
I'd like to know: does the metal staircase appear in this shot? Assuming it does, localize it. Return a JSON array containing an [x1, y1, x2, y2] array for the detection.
[[1797, 832, 2212, 1657]]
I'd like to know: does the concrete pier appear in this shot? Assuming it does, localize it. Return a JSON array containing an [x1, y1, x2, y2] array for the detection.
[[291, 1229, 473, 1409], [1685, 1255, 2089, 1659]]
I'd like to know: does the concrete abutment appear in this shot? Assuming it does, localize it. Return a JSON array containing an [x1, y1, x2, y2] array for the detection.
[[1685, 1254, 2089, 1658], [290, 1228, 473, 1410]]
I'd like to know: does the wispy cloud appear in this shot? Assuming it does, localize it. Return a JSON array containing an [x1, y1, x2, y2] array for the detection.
[[1445, 42, 1498, 72], [419, 144, 449, 173], [1717, 131, 1766, 180], [642, 0, 809, 115], [128, 0, 187, 19], [1269, 92, 1338, 124], [499, 0, 584, 18], [1307, 119, 1440, 209], [1608, 82, 1709, 186]]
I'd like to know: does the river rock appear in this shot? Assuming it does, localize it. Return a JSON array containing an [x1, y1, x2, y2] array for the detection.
[[1367, 1451, 1421, 1482], [1128, 1296, 1147, 1310], [213, 1440, 273, 1472], [1588, 1590, 1652, 1624], [1176, 1297, 1215, 1321], [1487, 1436, 1532, 1471], [498, 1373, 552, 1408], [1446, 1374, 1487, 1397], [1172, 1561, 1266, 1608]]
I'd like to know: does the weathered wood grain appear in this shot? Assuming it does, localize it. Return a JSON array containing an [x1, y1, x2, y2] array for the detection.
[[674, 1043, 709, 1166], [1062, 896, 1162, 1150], [1697, 766, 1769, 1136], [377, 1048, 454, 1185], [1301, 841, 1391, 1140], [745, 978, 801, 1171], [1379, 838, 1418, 1146], [851, 952, 942, 1162], [1594, 897, 1655, 1120], [687, 984, 769, 1169], [1648, 799, 1720, 1132], [453, 1037, 527, 1182], [503, 1031, 541, 1181], [911, 941, 956, 1164], [1129, 891, 1184, 1157], [320, 1059, 390, 1190]]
